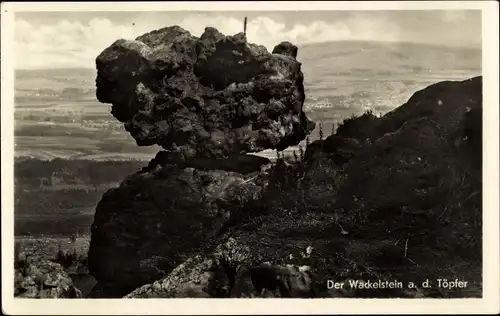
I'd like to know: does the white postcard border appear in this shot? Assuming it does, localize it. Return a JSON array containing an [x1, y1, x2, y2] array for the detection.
[[1, 1, 498, 315]]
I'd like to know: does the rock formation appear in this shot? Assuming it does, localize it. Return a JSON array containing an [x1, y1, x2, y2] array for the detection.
[[89, 25, 315, 297], [95, 25, 314, 161], [88, 159, 269, 296], [89, 23, 482, 299]]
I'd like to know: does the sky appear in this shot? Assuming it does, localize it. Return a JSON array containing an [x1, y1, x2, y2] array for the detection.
[[14, 10, 482, 69]]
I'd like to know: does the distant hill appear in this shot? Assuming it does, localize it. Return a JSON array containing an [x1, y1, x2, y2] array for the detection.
[[14, 40, 481, 78], [300, 39, 480, 54], [298, 40, 481, 78], [15, 67, 96, 78]]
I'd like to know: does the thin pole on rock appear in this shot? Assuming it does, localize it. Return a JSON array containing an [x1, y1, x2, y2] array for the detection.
[[244, 17, 247, 36]]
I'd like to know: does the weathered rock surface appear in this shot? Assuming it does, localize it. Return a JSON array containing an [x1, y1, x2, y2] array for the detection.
[[125, 238, 315, 298], [96, 26, 315, 160], [14, 256, 82, 298], [88, 160, 269, 297]]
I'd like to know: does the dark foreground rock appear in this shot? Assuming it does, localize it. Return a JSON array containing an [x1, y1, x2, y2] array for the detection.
[[298, 76, 482, 297], [96, 26, 314, 160], [333, 76, 482, 230], [88, 160, 269, 297], [15, 256, 82, 298]]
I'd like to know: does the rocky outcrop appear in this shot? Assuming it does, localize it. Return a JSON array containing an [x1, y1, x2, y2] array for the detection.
[[335, 76, 482, 146], [95, 26, 314, 160], [299, 76, 481, 297], [15, 256, 82, 298], [323, 76, 481, 170], [330, 78, 482, 247], [88, 160, 269, 297], [89, 25, 316, 297], [125, 238, 315, 298]]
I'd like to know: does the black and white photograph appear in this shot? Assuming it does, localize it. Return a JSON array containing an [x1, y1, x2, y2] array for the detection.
[[1, 1, 499, 314]]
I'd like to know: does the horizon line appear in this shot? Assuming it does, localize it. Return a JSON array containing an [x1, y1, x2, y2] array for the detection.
[[13, 39, 482, 71]]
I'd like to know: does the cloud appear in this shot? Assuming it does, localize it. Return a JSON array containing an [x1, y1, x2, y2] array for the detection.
[[15, 17, 142, 69], [14, 12, 480, 69]]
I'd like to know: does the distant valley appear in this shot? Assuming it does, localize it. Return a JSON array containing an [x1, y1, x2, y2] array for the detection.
[[14, 40, 481, 161]]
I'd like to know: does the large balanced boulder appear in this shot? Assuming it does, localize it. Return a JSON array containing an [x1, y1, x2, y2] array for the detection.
[[89, 24, 316, 297], [95, 26, 315, 160]]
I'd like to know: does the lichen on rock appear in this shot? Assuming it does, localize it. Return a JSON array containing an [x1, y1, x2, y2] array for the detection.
[[15, 256, 82, 299]]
